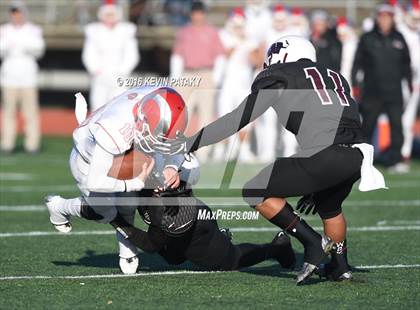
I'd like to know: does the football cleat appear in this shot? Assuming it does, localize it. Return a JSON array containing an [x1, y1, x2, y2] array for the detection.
[[271, 231, 296, 270], [296, 235, 334, 285], [220, 228, 233, 241], [45, 195, 72, 233], [316, 263, 354, 282], [119, 256, 139, 274]]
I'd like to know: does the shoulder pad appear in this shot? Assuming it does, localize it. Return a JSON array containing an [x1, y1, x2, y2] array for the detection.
[[252, 64, 287, 92], [90, 122, 131, 155]]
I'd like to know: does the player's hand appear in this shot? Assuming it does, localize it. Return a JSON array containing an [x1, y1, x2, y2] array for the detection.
[[162, 167, 180, 189], [296, 194, 317, 215], [152, 132, 188, 155], [138, 158, 155, 182]]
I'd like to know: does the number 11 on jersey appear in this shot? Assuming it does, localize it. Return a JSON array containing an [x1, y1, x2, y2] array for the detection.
[[304, 67, 350, 106]]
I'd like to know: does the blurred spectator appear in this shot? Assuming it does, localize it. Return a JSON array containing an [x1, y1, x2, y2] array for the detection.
[[82, 1, 139, 111], [288, 7, 310, 37], [164, 0, 192, 26], [0, 1, 45, 154], [213, 8, 258, 163], [310, 10, 342, 72], [336, 17, 358, 86], [170, 1, 224, 161], [266, 4, 290, 44], [244, 0, 272, 46], [396, 1, 420, 168], [262, 4, 297, 160], [351, 4, 412, 168]]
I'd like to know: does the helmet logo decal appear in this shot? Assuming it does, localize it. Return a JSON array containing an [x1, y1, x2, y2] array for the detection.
[[266, 39, 290, 67]]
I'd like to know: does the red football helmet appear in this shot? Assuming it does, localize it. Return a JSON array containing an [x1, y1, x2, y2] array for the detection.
[[133, 87, 188, 153]]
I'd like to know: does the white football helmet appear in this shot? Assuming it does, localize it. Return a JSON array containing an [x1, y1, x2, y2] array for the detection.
[[264, 35, 316, 68]]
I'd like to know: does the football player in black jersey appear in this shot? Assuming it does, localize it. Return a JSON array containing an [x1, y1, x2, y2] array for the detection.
[[155, 36, 368, 284]]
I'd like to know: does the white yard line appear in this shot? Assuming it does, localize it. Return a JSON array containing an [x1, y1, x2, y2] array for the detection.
[[0, 205, 46, 211], [1, 200, 420, 212], [0, 185, 77, 193], [0, 173, 34, 181], [1, 225, 420, 238], [1, 264, 419, 281], [0, 179, 418, 192]]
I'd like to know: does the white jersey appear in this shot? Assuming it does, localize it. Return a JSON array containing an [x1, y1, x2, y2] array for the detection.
[[219, 29, 256, 89], [82, 22, 139, 77], [0, 22, 45, 87], [73, 87, 156, 161]]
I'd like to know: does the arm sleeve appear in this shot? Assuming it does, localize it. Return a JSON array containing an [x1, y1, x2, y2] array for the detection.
[[86, 144, 126, 193], [351, 37, 365, 87], [163, 154, 185, 171], [187, 86, 280, 152]]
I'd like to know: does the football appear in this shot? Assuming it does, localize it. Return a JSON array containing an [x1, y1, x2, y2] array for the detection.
[[108, 148, 153, 180]]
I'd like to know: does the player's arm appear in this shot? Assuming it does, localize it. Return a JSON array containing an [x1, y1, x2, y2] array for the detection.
[[177, 86, 280, 154], [86, 144, 154, 193]]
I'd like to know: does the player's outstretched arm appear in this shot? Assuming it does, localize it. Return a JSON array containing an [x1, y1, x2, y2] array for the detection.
[[155, 88, 278, 155]]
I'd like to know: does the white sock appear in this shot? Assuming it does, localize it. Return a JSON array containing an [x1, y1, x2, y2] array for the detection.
[[116, 206, 138, 259], [117, 232, 138, 259], [60, 197, 82, 218]]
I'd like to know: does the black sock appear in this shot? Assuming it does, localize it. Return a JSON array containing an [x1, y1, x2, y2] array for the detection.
[[269, 202, 321, 247], [235, 243, 272, 269], [329, 239, 349, 276]]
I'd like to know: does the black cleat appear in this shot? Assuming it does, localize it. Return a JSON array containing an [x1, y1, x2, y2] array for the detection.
[[296, 235, 334, 285], [220, 228, 233, 241], [271, 231, 296, 270], [316, 262, 353, 282]]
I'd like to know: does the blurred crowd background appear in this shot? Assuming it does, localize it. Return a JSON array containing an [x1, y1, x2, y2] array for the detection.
[[0, 0, 419, 173]]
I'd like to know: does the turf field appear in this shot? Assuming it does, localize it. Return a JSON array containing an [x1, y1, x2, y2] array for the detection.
[[0, 137, 419, 309]]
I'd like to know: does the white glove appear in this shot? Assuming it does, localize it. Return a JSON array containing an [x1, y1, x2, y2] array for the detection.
[[124, 178, 145, 192], [75, 92, 88, 125]]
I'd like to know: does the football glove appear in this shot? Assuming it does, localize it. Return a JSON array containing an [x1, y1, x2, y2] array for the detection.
[[296, 194, 317, 215]]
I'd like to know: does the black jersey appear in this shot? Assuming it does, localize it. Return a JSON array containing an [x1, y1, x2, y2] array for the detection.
[[186, 59, 365, 155]]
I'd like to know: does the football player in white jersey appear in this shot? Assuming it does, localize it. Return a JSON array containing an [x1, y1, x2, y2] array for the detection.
[[45, 86, 198, 274], [213, 8, 259, 162]]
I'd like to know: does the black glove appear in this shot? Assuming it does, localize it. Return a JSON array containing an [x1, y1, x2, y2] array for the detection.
[[296, 194, 317, 215], [152, 131, 188, 155]]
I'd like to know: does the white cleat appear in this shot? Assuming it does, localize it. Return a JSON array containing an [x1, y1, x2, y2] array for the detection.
[[119, 256, 139, 274], [45, 195, 72, 233]]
